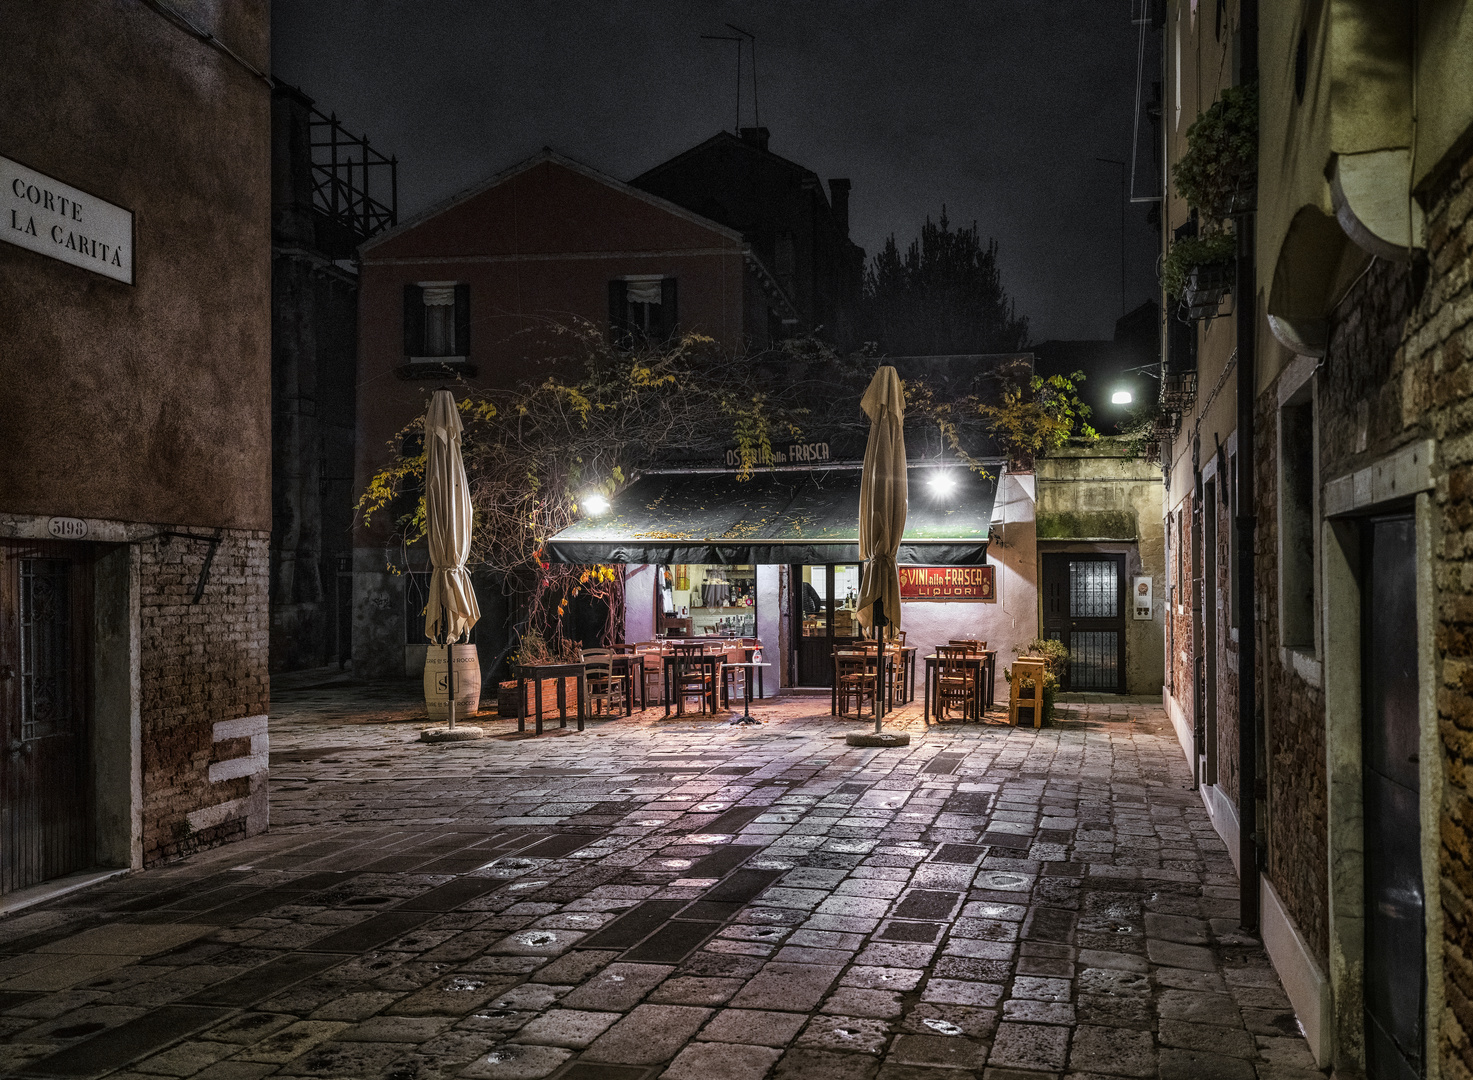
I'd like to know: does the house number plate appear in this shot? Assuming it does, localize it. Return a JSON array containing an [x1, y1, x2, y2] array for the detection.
[[47, 517, 88, 539]]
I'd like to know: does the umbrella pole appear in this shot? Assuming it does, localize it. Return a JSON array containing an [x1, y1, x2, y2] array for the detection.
[[873, 599, 886, 734], [445, 605, 456, 731]]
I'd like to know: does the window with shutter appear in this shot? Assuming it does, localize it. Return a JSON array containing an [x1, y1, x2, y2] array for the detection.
[[609, 276, 677, 347], [406, 280, 468, 362]]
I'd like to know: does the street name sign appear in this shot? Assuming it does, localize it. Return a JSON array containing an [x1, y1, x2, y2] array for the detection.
[[2, 154, 133, 284]]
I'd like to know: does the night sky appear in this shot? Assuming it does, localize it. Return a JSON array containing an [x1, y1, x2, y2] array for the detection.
[[272, 1, 1162, 343]]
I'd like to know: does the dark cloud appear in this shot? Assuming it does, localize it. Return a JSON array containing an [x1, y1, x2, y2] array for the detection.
[[272, 0, 1161, 341]]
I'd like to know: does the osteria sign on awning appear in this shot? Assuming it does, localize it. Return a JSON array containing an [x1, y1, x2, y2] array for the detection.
[[2, 154, 133, 284]]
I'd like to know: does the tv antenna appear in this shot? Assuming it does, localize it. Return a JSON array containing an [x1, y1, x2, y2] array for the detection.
[[701, 25, 760, 133]]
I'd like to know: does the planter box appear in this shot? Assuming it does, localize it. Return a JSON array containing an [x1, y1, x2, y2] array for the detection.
[[1184, 261, 1234, 320], [497, 681, 523, 718]]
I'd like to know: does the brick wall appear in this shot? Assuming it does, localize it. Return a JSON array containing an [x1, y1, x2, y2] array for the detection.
[[139, 528, 270, 866], [1254, 381, 1330, 964], [1208, 490, 1242, 805], [1410, 144, 1473, 1077]]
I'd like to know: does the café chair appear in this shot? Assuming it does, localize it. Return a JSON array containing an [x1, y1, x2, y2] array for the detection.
[[834, 649, 877, 716], [671, 643, 715, 715], [581, 648, 629, 716], [634, 642, 665, 706], [936, 644, 976, 720]]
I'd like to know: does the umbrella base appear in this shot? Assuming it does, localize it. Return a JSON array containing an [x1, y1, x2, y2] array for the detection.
[[845, 731, 911, 748], [420, 725, 485, 743]]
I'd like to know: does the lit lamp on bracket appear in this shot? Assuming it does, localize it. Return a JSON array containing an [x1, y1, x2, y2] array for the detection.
[[581, 492, 610, 516], [1111, 390, 1134, 405], [928, 472, 957, 497]]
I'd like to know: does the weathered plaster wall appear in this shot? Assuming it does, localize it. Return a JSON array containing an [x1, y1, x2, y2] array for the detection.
[[1035, 445, 1166, 694], [0, 1, 271, 531]]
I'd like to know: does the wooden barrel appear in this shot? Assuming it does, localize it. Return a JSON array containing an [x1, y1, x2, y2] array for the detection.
[[423, 644, 482, 719]]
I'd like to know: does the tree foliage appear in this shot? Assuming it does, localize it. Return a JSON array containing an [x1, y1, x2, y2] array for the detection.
[[975, 366, 1097, 471], [861, 208, 1030, 356]]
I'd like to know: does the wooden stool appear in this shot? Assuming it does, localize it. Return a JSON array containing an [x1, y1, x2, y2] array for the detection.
[[1009, 658, 1047, 728]]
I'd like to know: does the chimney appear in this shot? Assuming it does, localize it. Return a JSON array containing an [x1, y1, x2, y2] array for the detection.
[[828, 179, 851, 236], [739, 126, 770, 151]]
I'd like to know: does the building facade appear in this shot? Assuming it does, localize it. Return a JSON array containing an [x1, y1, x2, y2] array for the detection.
[[631, 129, 865, 349], [1159, 2, 1473, 1076], [0, 1, 272, 902], [352, 151, 798, 681], [270, 85, 395, 673]]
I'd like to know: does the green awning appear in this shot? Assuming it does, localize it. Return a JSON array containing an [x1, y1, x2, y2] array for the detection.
[[546, 465, 994, 566]]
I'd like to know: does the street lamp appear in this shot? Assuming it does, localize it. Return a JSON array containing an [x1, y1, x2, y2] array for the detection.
[[928, 473, 957, 496], [1112, 390, 1133, 405], [582, 493, 610, 515]]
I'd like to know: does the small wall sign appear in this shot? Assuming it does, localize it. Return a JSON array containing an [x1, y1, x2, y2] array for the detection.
[[47, 517, 88, 539], [1133, 576, 1153, 619], [899, 565, 995, 602], [2, 154, 133, 284]]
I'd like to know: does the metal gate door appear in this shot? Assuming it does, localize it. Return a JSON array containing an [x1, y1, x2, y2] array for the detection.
[[1041, 553, 1127, 693], [1362, 513, 1424, 1080], [0, 540, 96, 895]]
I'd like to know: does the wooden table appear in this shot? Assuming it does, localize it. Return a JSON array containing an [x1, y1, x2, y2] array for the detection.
[[921, 650, 997, 722], [516, 661, 587, 734], [722, 662, 771, 725]]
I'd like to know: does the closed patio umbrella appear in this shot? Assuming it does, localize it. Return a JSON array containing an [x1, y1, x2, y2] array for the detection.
[[857, 366, 907, 731], [424, 389, 480, 731]]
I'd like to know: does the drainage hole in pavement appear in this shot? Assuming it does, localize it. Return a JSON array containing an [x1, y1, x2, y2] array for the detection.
[[924, 1019, 963, 1036]]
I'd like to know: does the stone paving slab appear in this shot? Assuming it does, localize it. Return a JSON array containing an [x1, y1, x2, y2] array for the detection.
[[0, 682, 1317, 1080]]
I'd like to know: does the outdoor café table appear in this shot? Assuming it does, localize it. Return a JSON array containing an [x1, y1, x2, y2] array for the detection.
[[921, 650, 998, 722], [516, 660, 587, 734], [722, 661, 771, 725], [661, 650, 722, 717]]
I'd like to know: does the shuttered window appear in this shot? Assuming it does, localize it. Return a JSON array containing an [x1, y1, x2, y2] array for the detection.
[[404, 281, 470, 360], [609, 276, 678, 347]]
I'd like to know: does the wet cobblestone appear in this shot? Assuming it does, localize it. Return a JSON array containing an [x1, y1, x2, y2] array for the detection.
[[0, 679, 1319, 1079]]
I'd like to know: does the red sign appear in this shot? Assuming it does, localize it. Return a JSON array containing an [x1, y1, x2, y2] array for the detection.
[[899, 565, 995, 602]]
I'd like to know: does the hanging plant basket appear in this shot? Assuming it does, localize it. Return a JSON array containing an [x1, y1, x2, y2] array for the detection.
[[1173, 83, 1258, 222]]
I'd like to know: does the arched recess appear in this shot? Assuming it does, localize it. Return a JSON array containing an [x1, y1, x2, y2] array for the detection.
[[1265, 204, 1371, 357]]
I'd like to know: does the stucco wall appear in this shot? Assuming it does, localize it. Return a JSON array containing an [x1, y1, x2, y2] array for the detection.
[[0, 1, 271, 531]]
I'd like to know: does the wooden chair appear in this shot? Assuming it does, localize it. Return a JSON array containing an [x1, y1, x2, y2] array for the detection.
[[581, 648, 629, 716], [634, 642, 665, 707], [949, 639, 985, 654], [834, 649, 877, 716], [1009, 658, 1047, 728], [936, 645, 976, 720], [671, 643, 715, 715]]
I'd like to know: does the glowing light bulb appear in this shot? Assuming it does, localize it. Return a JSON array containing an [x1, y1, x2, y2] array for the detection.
[[583, 494, 610, 515], [929, 474, 957, 495], [1112, 390, 1133, 405]]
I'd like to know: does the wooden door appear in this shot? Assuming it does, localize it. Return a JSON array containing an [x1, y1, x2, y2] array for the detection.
[[1040, 553, 1128, 694], [1, 540, 95, 895], [1361, 513, 1424, 1080]]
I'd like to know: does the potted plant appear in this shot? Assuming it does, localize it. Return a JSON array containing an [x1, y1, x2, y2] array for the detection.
[[1003, 638, 1071, 723], [1163, 230, 1239, 320], [1163, 83, 1257, 322]]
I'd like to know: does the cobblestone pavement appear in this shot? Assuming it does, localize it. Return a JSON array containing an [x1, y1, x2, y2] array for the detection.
[[0, 678, 1320, 1080]]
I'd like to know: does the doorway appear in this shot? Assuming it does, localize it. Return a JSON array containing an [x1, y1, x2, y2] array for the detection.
[[1, 539, 97, 896], [1361, 512, 1424, 1080], [1202, 481, 1219, 783], [791, 563, 861, 687], [1041, 552, 1128, 693]]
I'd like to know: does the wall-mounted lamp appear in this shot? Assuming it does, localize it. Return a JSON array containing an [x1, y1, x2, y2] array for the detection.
[[1111, 390, 1133, 405], [582, 493, 610, 515]]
